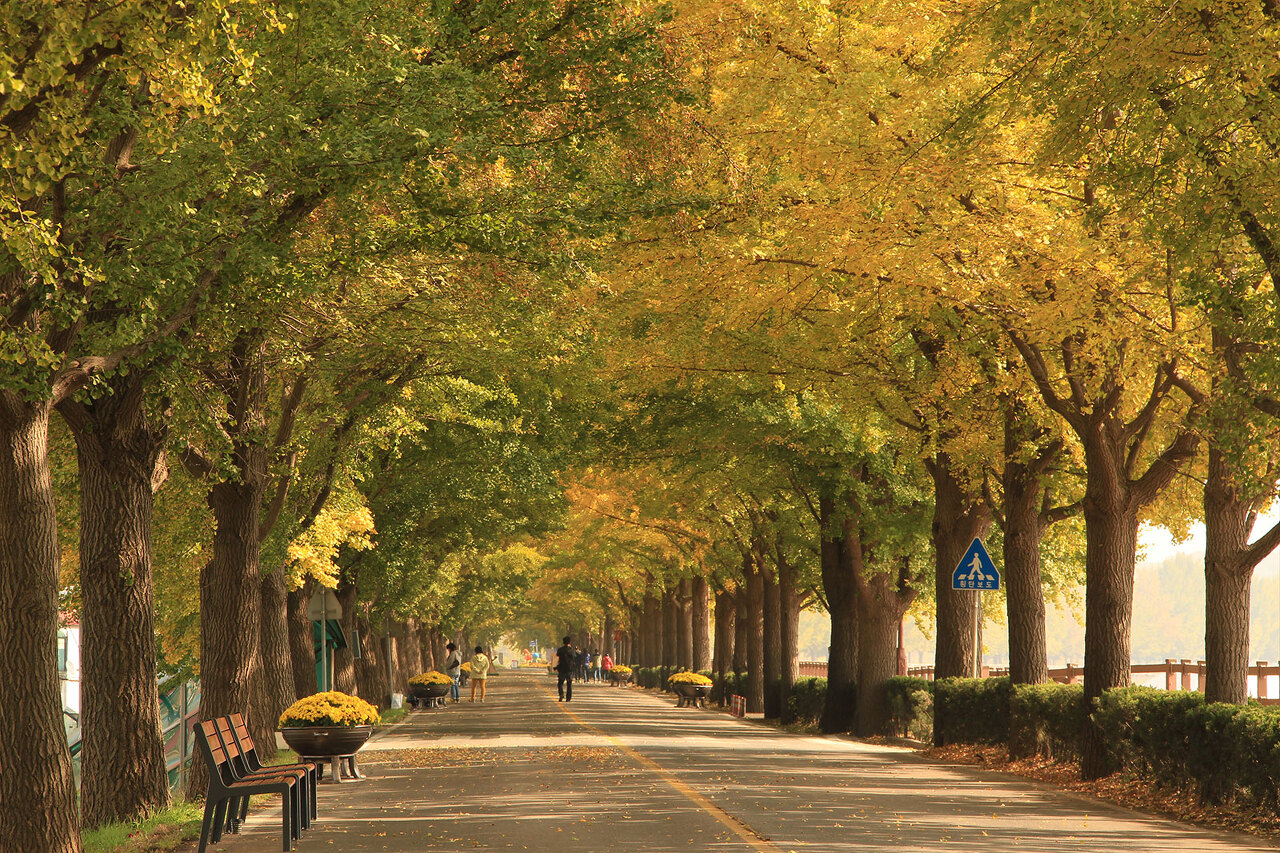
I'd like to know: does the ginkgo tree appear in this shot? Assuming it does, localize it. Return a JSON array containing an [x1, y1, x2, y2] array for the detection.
[[952, 0, 1280, 714]]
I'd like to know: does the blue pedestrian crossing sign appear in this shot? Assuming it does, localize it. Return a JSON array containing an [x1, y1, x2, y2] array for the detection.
[[952, 538, 1000, 590]]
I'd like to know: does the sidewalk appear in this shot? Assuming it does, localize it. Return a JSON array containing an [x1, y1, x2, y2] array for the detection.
[[197, 670, 1277, 852]]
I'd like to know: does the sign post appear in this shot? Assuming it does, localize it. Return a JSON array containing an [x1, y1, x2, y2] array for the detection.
[[306, 588, 343, 691], [951, 538, 1000, 679]]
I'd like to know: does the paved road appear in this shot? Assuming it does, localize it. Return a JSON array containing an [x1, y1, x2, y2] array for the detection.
[[203, 669, 1275, 852]]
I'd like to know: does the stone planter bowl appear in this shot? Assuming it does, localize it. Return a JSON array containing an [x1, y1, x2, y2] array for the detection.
[[409, 682, 451, 701], [278, 724, 374, 757], [672, 682, 712, 707]]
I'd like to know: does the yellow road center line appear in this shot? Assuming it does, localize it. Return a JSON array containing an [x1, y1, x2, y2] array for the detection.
[[546, 684, 782, 853]]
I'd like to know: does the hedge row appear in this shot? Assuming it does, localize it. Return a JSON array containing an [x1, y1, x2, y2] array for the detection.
[[788, 677, 827, 724], [929, 678, 1280, 812], [886, 677, 933, 741], [633, 667, 719, 692], [632, 668, 831, 722], [1095, 687, 1280, 808]]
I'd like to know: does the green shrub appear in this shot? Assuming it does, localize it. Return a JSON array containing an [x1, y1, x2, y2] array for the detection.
[[636, 667, 662, 689], [713, 671, 747, 704], [1093, 688, 1280, 810], [1221, 703, 1280, 809], [637, 666, 677, 690], [1093, 686, 1205, 788], [886, 676, 933, 741], [787, 677, 827, 725], [933, 677, 1011, 746], [1009, 682, 1083, 760]]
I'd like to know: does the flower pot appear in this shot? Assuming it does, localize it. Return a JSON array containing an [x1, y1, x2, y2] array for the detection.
[[279, 724, 374, 757], [672, 682, 712, 707], [409, 682, 450, 701], [609, 671, 632, 685]]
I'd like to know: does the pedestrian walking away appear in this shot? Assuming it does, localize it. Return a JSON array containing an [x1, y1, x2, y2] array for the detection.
[[592, 649, 602, 682], [469, 646, 490, 702], [601, 651, 613, 683], [555, 636, 575, 702], [444, 642, 462, 703]]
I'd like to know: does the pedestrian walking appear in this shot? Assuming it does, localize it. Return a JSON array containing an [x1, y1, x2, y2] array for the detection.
[[444, 642, 462, 703], [555, 636, 575, 702], [592, 650, 602, 683], [583, 649, 593, 683], [601, 651, 613, 684], [576, 647, 587, 682], [469, 645, 490, 702]]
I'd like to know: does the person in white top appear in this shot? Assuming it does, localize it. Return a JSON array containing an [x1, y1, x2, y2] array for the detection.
[[469, 646, 491, 702]]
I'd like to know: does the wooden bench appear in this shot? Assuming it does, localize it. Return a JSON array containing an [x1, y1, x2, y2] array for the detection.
[[218, 716, 317, 830], [193, 718, 309, 852]]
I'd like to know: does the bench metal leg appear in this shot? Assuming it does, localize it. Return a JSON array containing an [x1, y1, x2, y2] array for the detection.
[[198, 796, 219, 853], [281, 789, 293, 852], [210, 797, 230, 844]]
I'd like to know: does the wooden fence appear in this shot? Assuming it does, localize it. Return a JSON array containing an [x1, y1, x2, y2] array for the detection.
[[795, 659, 1280, 705]]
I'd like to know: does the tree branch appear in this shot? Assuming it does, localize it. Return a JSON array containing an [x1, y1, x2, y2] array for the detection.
[[1006, 330, 1085, 432], [1130, 428, 1201, 509]]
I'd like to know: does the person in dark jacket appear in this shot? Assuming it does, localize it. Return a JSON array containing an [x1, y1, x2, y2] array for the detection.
[[555, 636, 575, 702]]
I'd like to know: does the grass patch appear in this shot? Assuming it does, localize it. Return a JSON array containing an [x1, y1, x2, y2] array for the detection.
[[378, 707, 410, 728], [82, 802, 204, 853]]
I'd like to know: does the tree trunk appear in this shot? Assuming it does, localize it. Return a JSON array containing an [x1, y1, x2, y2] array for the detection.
[[395, 620, 423, 694], [194, 339, 268, 799], [855, 569, 913, 736], [195, 474, 264, 797], [692, 576, 712, 671], [287, 578, 317, 698], [355, 616, 387, 708], [819, 495, 858, 734], [59, 379, 170, 828], [0, 399, 80, 852], [1203, 446, 1254, 704], [645, 594, 661, 668], [332, 579, 359, 695], [745, 551, 765, 714], [762, 566, 782, 719], [1002, 421, 1050, 685], [420, 625, 437, 673], [677, 578, 694, 670], [662, 590, 678, 668], [635, 600, 646, 667], [931, 453, 991, 679], [712, 588, 734, 704], [382, 634, 399, 698], [252, 567, 294, 762], [406, 619, 425, 683], [1079, 479, 1139, 779], [733, 590, 747, 674], [431, 627, 447, 672], [778, 555, 800, 724]]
